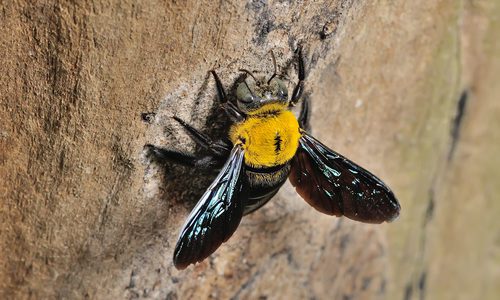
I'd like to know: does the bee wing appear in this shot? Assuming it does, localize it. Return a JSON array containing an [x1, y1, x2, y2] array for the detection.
[[289, 133, 400, 223], [173, 145, 247, 269]]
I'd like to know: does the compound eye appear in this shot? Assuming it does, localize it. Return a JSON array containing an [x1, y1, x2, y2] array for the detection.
[[239, 94, 254, 104], [275, 79, 288, 99], [279, 89, 288, 99], [236, 82, 255, 104]]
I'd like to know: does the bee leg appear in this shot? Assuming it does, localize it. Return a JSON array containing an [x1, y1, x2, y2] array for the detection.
[[210, 70, 227, 103], [298, 94, 311, 131], [145, 144, 226, 169], [290, 46, 305, 107], [144, 144, 197, 167], [222, 101, 246, 122], [173, 116, 232, 157], [210, 70, 246, 122]]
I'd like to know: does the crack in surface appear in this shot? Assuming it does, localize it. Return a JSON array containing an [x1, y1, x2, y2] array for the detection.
[[448, 89, 469, 161]]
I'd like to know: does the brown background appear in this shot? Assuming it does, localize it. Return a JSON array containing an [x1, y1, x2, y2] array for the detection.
[[1, 1, 499, 299]]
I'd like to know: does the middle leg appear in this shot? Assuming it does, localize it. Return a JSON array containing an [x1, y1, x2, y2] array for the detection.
[[173, 116, 231, 158], [145, 144, 227, 169]]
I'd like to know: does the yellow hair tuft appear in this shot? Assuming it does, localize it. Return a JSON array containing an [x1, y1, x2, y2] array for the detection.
[[230, 104, 301, 168]]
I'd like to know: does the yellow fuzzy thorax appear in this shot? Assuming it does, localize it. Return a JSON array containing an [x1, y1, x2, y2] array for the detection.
[[229, 103, 301, 168]]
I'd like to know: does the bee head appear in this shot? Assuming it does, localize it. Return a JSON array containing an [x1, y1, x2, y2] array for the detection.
[[235, 71, 289, 113]]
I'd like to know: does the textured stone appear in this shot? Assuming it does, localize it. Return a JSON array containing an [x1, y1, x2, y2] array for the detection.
[[1, 1, 499, 299]]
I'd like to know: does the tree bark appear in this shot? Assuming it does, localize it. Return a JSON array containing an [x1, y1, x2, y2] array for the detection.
[[1, 1, 499, 299]]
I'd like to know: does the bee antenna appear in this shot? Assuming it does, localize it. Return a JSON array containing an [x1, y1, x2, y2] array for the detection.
[[243, 79, 255, 97], [267, 50, 277, 84], [238, 69, 257, 82]]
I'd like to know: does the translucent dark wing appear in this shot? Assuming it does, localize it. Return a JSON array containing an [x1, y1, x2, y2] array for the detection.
[[289, 133, 400, 223], [173, 145, 247, 269]]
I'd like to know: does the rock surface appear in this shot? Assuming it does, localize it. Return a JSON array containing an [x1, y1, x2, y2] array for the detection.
[[1, 1, 499, 299]]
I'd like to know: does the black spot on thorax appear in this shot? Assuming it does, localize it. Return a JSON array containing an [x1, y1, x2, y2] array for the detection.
[[274, 133, 282, 153]]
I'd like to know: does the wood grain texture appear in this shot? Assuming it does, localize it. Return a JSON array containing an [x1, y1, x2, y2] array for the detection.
[[1, 0, 498, 299]]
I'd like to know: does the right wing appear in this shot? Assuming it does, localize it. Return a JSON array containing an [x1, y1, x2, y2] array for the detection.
[[290, 133, 400, 224], [173, 145, 248, 269]]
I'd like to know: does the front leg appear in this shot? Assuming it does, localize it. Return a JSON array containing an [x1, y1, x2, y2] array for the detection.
[[290, 46, 306, 107], [210, 70, 246, 122]]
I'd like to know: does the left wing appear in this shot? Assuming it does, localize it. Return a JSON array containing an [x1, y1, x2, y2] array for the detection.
[[289, 133, 400, 224], [173, 145, 247, 269]]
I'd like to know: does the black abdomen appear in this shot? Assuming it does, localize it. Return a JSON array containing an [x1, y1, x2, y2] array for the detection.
[[243, 163, 291, 215]]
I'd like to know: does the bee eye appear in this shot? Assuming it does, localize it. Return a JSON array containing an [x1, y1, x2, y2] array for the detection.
[[280, 89, 288, 97], [236, 82, 254, 103], [239, 95, 254, 104], [272, 79, 288, 100]]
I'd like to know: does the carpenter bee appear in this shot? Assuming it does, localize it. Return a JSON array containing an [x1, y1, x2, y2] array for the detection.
[[145, 48, 400, 270]]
